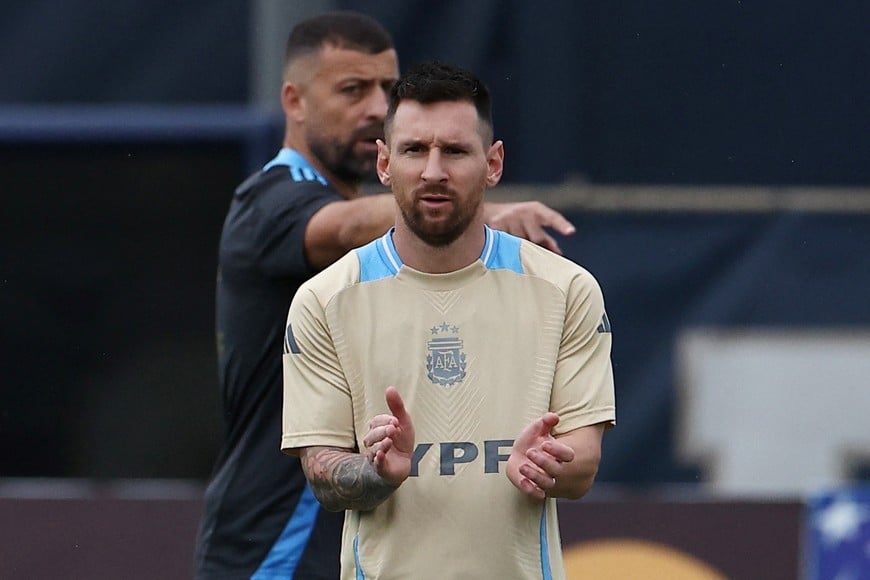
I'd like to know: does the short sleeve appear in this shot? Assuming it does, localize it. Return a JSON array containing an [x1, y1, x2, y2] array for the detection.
[[256, 180, 340, 277], [220, 172, 341, 280], [550, 272, 616, 435], [281, 283, 356, 452]]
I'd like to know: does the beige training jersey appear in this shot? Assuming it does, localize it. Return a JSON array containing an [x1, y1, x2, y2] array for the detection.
[[282, 226, 615, 580]]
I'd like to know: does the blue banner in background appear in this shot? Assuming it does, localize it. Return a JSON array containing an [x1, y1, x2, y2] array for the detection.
[[806, 486, 870, 579]]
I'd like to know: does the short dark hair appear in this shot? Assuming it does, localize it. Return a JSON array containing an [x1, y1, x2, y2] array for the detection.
[[285, 11, 394, 65], [385, 61, 494, 142]]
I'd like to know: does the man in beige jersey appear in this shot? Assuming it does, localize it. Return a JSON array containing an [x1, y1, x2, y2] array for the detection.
[[282, 60, 615, 580]]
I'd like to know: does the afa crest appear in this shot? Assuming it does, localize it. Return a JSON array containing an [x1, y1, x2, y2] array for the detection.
[[426, 322, 467, 387]]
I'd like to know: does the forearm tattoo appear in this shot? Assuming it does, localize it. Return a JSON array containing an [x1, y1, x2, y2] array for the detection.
[[301, 447, 398, 512]]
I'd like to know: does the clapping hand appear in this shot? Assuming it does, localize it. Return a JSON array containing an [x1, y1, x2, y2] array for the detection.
[[362, 386, 416, 487], [506, 412, 575, 500]]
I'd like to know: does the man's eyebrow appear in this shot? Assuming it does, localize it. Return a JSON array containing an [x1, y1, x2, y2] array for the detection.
[[337, 77, 373, 85], [395, 138, 476, 150], [395, 138, 426, 148], [435, 138, 477, 150]]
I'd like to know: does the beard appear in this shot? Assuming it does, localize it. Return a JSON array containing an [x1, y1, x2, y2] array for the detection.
[[397, 185, 482, 247], [307, 123, 383, 184]]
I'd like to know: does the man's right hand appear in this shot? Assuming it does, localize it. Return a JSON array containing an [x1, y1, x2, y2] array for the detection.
[[362, 386, 416, 487], [483, 201, 576, 255]]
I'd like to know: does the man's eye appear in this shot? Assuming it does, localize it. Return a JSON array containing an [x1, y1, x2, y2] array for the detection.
[[341, 85, 362, 95]]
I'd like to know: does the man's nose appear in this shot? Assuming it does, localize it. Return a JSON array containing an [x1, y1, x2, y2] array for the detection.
[[421, 150, 447, 182], [363, 86, 389, 120]]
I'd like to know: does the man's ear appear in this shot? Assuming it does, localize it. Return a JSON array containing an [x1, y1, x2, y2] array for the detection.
[[376, 139, 391, 185], [486, 140, 505, 187], [281, 82, 305, 123]]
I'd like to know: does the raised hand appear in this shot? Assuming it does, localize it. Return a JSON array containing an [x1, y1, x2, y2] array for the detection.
[[362, 386, 415, 487], [506, 412, 576, 500]]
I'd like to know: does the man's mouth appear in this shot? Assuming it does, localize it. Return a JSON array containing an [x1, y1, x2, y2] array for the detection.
[[419, 193, 453, 208], [356, 139, 379, 152], [353, 125, 385, 152]]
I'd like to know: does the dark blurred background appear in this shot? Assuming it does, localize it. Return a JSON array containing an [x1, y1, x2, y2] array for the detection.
[[1, 0, 868, 487]]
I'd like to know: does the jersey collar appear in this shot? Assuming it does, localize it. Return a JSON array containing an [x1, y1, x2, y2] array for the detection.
[[379, 225, 497, 274], [262, 148, 327, 186]]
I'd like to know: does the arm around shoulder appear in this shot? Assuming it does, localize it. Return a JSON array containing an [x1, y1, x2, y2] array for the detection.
[[482, 200, 575, 255], [304, 193, 397, 270]]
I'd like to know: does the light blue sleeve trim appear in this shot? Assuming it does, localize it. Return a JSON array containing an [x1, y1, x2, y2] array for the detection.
[[262, 148, 328, 185], [353, 534, 366, 579], [357, 229, 401, 282], [251, 484, 320, 579], [539, 505, 553, 580], [483, 226, 524, 273]]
